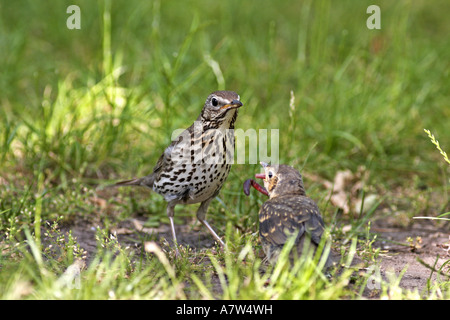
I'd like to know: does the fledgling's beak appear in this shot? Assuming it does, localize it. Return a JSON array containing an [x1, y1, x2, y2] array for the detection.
[[220, 99, 243, 110], [255, 173, 266, 179], [255, 161, 269, 179]]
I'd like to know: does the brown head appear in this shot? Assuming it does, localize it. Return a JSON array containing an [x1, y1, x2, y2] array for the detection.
[[198, 91, 243, 129], [255, 162, 306, 199]]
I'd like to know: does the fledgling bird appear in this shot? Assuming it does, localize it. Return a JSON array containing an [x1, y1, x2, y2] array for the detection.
[[115, 91, 243, 254], [246, 163, 335, 267]]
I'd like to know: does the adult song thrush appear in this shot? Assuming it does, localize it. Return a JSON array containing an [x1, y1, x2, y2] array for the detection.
[[246, 163, 334, 267], [115, 91, 243, 253]]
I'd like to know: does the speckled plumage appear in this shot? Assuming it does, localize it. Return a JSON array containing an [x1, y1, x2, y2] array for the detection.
[[256, 164, 334, 267], [115, 91, 243, 252]]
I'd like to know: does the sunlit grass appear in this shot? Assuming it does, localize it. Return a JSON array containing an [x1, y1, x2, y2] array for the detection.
[[0, 0, 449, 299]]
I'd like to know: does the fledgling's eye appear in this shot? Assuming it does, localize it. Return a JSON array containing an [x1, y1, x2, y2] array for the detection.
[[268, 171, 273, 179], [211, 97, 218, 107]]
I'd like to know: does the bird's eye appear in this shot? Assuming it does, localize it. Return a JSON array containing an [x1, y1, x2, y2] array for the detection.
[[268, 171, 273, 179], [211, 97, 218, 107]]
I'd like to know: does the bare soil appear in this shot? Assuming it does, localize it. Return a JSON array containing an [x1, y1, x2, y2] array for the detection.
[[369, 220, 449, 296]]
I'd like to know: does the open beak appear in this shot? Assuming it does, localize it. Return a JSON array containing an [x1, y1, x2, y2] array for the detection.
[[220, 99, 243, 110], [255, 161, 268, 179], [255, 173, 266, 180]]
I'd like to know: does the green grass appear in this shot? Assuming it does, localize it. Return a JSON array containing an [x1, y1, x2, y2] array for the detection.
[[1, 0, 449, 299]]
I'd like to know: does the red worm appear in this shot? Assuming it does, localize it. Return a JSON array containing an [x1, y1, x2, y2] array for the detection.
[[243, 179, 269, 197]]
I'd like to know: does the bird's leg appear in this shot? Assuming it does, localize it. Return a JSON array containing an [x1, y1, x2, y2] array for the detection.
[[196, 198, 225, 248], [166, 203, 180, 257]]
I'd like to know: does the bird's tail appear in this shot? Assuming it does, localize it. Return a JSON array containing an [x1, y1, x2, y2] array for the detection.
[[98, 178, 144, 191], [101, 174, 154, 190], [97, 177, 150, 191], [113, 178, 144, 187]]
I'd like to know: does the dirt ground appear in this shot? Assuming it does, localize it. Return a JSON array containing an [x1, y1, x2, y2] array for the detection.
[[369, 220, 449, 296], [62, 216, 450, 299]]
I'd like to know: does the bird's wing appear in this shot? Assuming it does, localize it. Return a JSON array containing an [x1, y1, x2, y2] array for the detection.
[[152, 132, 184, 177], [127, 136, 180, 188], [259, 196, 325, 247], [152, 149, 168, 176], [114, 125, 192, 189]]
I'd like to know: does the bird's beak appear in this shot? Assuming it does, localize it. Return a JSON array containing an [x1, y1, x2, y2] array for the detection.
[[260, 162, 269, 168], [220, 99, 243, 110], [256, 161, 268, 179], [255, 173, 266, 180]]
